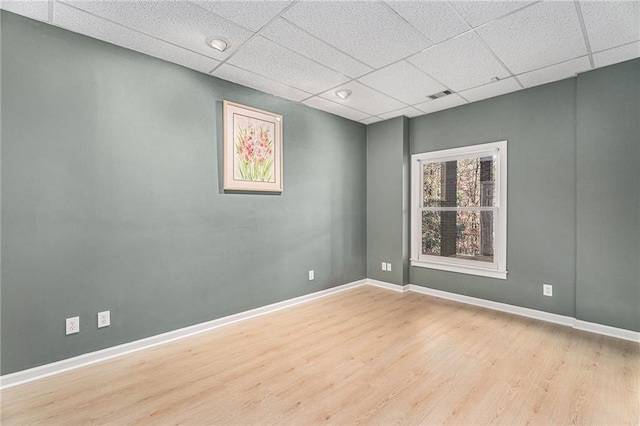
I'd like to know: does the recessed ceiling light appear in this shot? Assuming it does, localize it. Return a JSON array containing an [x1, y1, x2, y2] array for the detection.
[[335, 89, 352, 100], [206, 37, 229, 52]]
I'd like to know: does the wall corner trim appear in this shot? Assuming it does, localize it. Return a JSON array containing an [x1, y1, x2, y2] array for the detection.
[[408, 284, 640, 343], [0, 279, 368, 390]]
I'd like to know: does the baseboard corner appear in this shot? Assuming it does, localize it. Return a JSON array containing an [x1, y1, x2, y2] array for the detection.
[[366, 279, 407, 292]]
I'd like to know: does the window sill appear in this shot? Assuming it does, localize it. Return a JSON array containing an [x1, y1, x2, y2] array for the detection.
[[411, 259, 508, 280]]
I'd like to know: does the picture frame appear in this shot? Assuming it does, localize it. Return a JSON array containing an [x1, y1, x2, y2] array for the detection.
[[223, 100, 283, 192]]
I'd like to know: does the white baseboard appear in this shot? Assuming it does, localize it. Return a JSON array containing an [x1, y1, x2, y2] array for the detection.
[[573, 320, 640, 342], [408, 284, 640, 343], [408, 285, 575, 327], [0, 279, 368, 390], [3, 278, 637, 390], [366, 278, 409, 293]]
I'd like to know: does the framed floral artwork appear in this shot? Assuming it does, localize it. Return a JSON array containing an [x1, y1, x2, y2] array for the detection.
[[223, 101, 283, 192]]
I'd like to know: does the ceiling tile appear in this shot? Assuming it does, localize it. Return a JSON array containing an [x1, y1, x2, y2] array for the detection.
[[360, 116, 384, 125], [378, 106, 424, 120], [385, 1, 470, 44], [212, 64, 311, 102], [1, 0, 48, 22], [450, 0, 536, 28], [319, 81, 406, 116], [53, 3, 220, 74], [228, 36, 349, 94], [458, 77, 521, 103], [10, 0, 636, 125], [191, 0, 292, 32], [518, 56, 592, 88], [61, 0, 252, 61], [358, 61, 446, 105], [261, 18, 372, 78], [476, 1, 587, 75], [414, 94, 467, 115], [593, 41, 640, 68], [580, 0, 640, 52], [408, 32, 510, 92], [302, 97, 370, 122], [282, 1, 431, 68]]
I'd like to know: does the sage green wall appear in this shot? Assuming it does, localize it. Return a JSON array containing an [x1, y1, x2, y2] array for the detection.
[[382, 60, 639, 332], [366, 117, 410, 285], [576, 59, 640, 331], [0, 12, 367, 375], [409, 79, 578, 317], [0, 12, 4, 367]]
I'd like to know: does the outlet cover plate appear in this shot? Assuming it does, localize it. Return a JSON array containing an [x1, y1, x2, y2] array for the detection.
[[387, 263, 392, 272], [543, 284, 553, 297], [66, 316, 80, 335], [98, 311, 111, 328], [308, 270, 314, 281]]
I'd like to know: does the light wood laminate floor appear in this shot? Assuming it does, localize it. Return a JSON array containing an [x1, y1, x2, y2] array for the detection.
[[2, 286, 638, 425]]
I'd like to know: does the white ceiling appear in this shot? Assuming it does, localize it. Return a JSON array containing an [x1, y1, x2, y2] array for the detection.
[[2, 0, 639, 124]]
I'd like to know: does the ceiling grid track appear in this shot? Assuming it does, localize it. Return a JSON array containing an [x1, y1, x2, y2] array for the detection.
[[207, 0, 300, 74], [573, 0, 596, 69]]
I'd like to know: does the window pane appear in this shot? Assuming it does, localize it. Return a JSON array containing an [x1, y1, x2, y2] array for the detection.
[[423, 156, 495, 208], [422, 210, 494, 263]]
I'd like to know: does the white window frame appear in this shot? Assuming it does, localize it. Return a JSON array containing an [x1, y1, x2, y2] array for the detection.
[[411, 141, 508, 280]]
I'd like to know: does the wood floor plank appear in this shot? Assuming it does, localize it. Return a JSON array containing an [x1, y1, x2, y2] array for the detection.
[[2, 286, 638, 425]]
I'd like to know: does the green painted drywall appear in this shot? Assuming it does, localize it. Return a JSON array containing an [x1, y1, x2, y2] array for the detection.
[[371, 61, 638, 331], [576, 59, 640, 331], [366, 117, 410, 285], [401, 118, 410, 286], [0, 12, 4, 368], [409, 79, 578, 316], [0, 11, 367, 375]]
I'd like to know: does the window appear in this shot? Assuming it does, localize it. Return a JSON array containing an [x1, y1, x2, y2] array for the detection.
[[411, 141, 507, 279]]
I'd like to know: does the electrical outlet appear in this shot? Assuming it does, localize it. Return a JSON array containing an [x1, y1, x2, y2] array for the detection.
[[381, 262, 387, 271], [308, 270, 314, 281], [387, 262, 392, 272], [66, 316, 80, 335], [543, 284, 553, 297], [98, 311, 110, 328]]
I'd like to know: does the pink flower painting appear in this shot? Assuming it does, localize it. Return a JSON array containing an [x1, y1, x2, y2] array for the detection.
[[233, 115, 275, 183], [224, 101, 282, 192]]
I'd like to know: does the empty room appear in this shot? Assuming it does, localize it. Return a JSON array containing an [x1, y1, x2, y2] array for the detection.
[[1, 0, 639, 424]]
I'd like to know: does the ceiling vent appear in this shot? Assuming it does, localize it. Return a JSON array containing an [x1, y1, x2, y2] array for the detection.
[[428, 90, 453, 100]]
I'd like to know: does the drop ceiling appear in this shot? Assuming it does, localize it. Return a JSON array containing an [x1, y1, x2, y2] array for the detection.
[[2, 0, 639, 124]]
